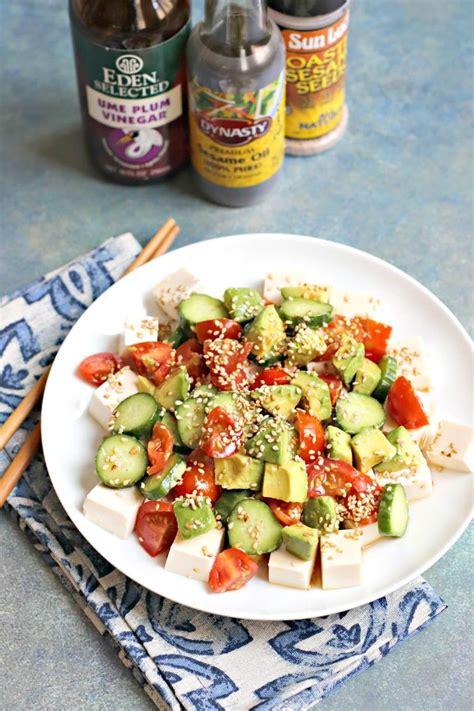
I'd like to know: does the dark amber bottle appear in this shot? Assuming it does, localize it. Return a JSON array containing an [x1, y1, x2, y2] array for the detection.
[[69, 0, 191, 184]]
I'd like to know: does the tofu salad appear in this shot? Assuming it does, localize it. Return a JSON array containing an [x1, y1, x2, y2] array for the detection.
[[78, 270, 474, 593]]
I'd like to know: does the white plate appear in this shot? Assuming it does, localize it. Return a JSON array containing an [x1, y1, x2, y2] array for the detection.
[[41, 234, 473, 620]]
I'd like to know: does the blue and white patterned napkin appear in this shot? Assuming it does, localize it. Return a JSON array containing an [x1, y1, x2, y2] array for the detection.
[[0, 234, 447, 710]]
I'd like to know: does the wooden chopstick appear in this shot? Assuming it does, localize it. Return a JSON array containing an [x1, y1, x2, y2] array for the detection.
[[0, 369, 50, 450], [0, 218, 179, 506], [0, 423, 41, 507]]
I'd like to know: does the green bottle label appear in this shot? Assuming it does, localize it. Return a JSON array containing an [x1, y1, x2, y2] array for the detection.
[[71, 20, 190, 178]]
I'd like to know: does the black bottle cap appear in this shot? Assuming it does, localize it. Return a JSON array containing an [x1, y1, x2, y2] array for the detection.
[[268, 0, 347, 17]]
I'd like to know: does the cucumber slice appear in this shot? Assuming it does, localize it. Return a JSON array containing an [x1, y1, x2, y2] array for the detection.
[[175, 384, 218, 449], [335, 392, 385, 434], [279, 299, 333, 328], [373, 356, 397, 402], [214, 489, 252, 524], [162, 411, 190, 453], [227, 498, 282, 554], [378, 483, 408, 536], [96, 434, 147, 488], [139, 453, 186, 500], [179, 293, 228, 323], [111, 393, 160, 438]]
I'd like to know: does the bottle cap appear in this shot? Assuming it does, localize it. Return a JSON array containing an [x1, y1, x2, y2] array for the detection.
[[268, 0, 347, 18]]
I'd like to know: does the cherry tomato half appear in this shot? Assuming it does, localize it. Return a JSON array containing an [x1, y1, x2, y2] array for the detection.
[[340, 472, 382, 526], [195, 319, 242, 343], [204, 339, 252, 391], [129, 341, 174, 386], [175, 338, 207, 385], [316, 316, 366, 361], [200, 407, 245, 459], [359, 318, 392, 363], [251, 367, 291, 390], [295, 411, 326, 463], [209, 548, 259, 593], [307, 457, 361, 498], [77, 352, 124, 386], [147, 423, 173, 476], [317, 373, 343, 407], [135, 500, 177, 557], [387, 376, 429, 429], [172, 449, 221, 503], [265, 499, 303, 526]]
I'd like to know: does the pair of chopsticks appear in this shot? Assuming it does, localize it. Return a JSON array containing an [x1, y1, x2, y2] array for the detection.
[[0, 217, 179, 507]]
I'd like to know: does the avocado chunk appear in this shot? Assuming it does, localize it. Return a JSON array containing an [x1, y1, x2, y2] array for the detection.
[[326, 425, 353, 465], [351, 427, 397, 473], [332, 336, 365, 387], [251, 384, 302, 419], [353, 358, 382, 396], [228, 498, 282, 554], [286, 324, 327, 366], [374, 426, 423, 473], [292, 371, 332, 420], [214, 489, 252, 524], [223, 287, 264, 323], [245, 305, 286, 360], [214, 453, 264, 491], [245, 417, 298, 464], [137, 375, 159, 398], [302, 496, 338, 533], [282, 523, 319, 561], [262, 461, 308, 503], [281, 284, 330, 303], [154, 366, 190, 412], [173, 496, 216, 539]]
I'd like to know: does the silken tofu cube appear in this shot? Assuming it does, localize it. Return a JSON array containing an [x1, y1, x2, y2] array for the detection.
[[83, 483, 142, 539], [426, 420, 474, 473], [358, 522, 382, 548], [118, 315, 159, 353], [165, 528, 225, 582], [330, 289, 380, 318], [321, 530, 362, 590], [387, 337, 432, 392], [268, 543, 317, 590], [372, 458, 433, 502], [88, 366, 139, 429], [152, 268, 203, 323]]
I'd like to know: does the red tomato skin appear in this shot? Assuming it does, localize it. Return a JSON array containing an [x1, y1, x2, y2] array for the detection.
[[265, 499, 303, 526], [175, 339, 207, 384], [204, 339, 252, 391], [209, 548, 259, 593], [172, 449, 221, 503], [200, 407, 244, 459], [387, 376, 429, 429], [307, 457, 361, 498], [295, 411, 326, 463], [318, 373, 343, 407], [251, 367, 291, 390], [147, 423, 173, 475], [129, 342, 174, 386], [176, 338, 203, 359], [135, 500, 177, 557], [77, 352, 124, 386], [359, 318, 392, 363], [195, 319, 242, 343], [316, 316, 366, 361]]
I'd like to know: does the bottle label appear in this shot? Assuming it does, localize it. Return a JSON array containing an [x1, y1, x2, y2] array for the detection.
[[71, 21, 190, 179], [280, 10, 349, 140], [188, 73, 285, 188]]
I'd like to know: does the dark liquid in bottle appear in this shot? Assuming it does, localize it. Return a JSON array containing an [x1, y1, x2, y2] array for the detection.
[[70, 0, 191, 185]]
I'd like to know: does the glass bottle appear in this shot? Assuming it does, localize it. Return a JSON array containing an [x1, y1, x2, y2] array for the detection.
[[69, 0, 191, 185], [187, 0, 286, 207]]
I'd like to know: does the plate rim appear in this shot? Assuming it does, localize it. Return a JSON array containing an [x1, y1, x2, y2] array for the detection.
[[41, 232, 473, 620]]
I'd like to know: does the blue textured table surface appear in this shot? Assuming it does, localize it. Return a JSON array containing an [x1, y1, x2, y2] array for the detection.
[[1, 1, 472, 709]]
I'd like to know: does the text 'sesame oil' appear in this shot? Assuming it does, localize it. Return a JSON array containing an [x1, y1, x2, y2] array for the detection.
[[69, 0, 190, 184], [187, 0, 286, 207]]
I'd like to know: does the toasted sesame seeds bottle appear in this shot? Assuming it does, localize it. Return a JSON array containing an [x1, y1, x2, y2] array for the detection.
[[69, 0, 191, 184], [187, 0, 286, 207], [268, 0, 350, 155]]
